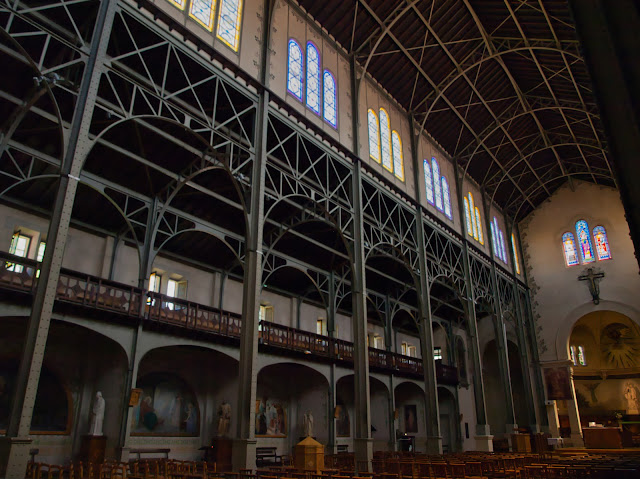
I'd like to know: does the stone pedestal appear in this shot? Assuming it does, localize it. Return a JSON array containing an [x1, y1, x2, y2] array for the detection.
[[79, 435, 107, 464], [209, 438, 233, 472], [474, 435, 494, 452], [294, 436, 323, 473]]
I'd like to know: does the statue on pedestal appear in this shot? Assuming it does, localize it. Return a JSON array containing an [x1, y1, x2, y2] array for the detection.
[[88, 391, 106, 436], [303, 410, 314, 437], [217, 400, 231, 437]]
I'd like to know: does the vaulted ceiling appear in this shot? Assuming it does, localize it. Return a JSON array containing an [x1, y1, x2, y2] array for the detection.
[[296, 0, 614, 220]]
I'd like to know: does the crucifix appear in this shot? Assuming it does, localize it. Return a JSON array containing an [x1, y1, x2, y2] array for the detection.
[[578, 268, 605, 305]]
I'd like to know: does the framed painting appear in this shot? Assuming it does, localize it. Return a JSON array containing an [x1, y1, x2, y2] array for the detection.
[[544, 367, 572, 400], [404, 404, 418, 433], [335, 404, 350, 437], [255, 398, 287, 437], [132, 373, 199, 436]]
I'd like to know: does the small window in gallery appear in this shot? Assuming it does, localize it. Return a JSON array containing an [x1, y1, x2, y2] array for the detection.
[[306, 42, 321, 114], [407, 345, 417, 357], [216, 0, 243, 51], [391, 130, 404, 181], [424, 159, 434, 205], [323, 70, 337, 128], [511, 233, 521, 275], [368, 110, 381, 163], [36, 241, 46, 278], [147, 272, 161, 305], [433, 347, 442, 361], [373, 335, 384, 349], [8, 232, 31, 273], [286, 40, 303, 100], [316, 318, 325, 335], [593, 226, 611, 260], [575, 219, 595, 264], [401, 342, 408, 356], [379, 109, 393, 172], [562, 232, 579, 266], [259, 304, 273, 323], [189, 0, 215, 30], [166, 278, 188, 310]]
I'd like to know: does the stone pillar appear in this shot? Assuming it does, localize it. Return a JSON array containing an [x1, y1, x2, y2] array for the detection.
[[566, 367, 584, 447], [0, 1, 117, 476], [545, 401, 561, 438]]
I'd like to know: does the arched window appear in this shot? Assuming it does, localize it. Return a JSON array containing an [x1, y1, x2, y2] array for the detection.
[[322, 70, 337, 128], [491, 220, 498, 258], [475, 207, 484, 244], [441, 177, 452, 219], [511, 233, 521, 275], [499, 230, 507, 264], [379, 109, 393, 172], [424, 159, 434, 205], [368, 110, 380, 163], [463, 197, 472, 236], [286, 40, 303, 100], [432, 158, 443, 211], [306, 42, 321, 114], [562, 232, 579, 266], [593, 226, 611, 260], [189, 0, 215, 30], [577, 345, 587, 366], [575, 220, 595, 263], [217, 0, 243, 50], [391, 131, 404, 180]]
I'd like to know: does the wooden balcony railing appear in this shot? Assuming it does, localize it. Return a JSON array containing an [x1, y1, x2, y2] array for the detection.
[[0, 251, 458, 383]]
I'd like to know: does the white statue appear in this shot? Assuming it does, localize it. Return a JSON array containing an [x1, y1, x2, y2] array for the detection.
[[625, 382, 639, 414], [303, 410, 314, 437], [88, 391, 106, 436], [217, 400, 231, 437]]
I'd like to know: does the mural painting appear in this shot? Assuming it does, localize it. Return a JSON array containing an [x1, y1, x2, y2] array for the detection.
[[404, 404, 418, 433], [255, 398, 287, 437], [335, 403, 350, 437], [132, 373, 199, 436]]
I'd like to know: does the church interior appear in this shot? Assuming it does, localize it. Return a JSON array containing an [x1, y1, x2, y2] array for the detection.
[[0, 0, 640, 478]]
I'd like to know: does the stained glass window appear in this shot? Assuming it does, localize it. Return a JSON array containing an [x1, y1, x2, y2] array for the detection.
[[368, 110, 380, 163], [575, 220, 595, 263], [577, 345, 586, 366], [168, 0, 186, 10], [189, 0, 215, 30], [424, 159, 434, 204], [323, 70, 337, 128], [306, 42, 321, 114], [499, 231, 507, 264], [562, 232, 579, 266], [491, 220, 498, 258], [475, 207, 484, 244], [593, 226, 611, 260], [287, 40, 303, 100], [464, 197, 472, 236], [216, 0, 243, 51], [442, 177, 452, 219], [511, 233, 521, 275], [379, 109, 392, 172], [391, 131, 404, 180], [570, 345, 577, 365], [468, 193, 478, 240], [432, 158, 443, 211]]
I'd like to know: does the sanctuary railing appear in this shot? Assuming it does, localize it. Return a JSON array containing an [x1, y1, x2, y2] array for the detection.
[[0, 251, 458, 383]]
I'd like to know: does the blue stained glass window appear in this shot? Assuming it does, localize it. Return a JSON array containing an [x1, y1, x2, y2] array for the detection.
[[189, 0, 215, 30], [168, 0, 186, 10], [379, 109, 392, 171], [464, 197, 472, 236], [391, 131, 404, 180], [306, 42, 321, 114], [512, 233, 521, 274], [442, 176, 452, 219], [432, 158, 443, 211], [287, 40, 303, 100], [217, 0, 243, 50], [499, 230, 507, 264], [562, 232, 579, 266], [424, 159, 434, 204], [593, 226, 611, 260], [491, 219, 498, 257], [368, 110, 380, 163], [576, 220, 595, 263], [468, 193, 478, 240], [323, 70, 337, 128]]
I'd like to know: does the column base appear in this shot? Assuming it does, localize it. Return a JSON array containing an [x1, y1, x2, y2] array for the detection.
[[0, 436, 33, 479], [232, 438, 256, 472], [425, 436, 442, 454], [569, 433, 584, 448], [505, 424, 518, 451], [117, 447, 131, 463], [353, 438, 373, 472], [473, 435, 494, 452]]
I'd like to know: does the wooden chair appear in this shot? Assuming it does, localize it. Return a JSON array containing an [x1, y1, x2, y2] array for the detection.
[[523, 465, 548, 479], [447, 463, 466, 479]]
